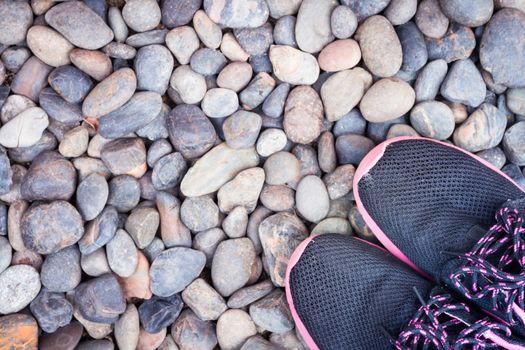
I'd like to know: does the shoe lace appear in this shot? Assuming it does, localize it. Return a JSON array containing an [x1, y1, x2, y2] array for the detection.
[[385, 288, 512, 350], [447, 205, 525, 325]]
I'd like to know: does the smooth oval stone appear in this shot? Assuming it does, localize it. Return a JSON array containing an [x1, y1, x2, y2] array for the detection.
[[223, 111, 262, 149], [180, 195, 219, 232], [331, 5, 358, 39], [76, 340, 115, 350], [122, 0, 161, 32], [415, 60, 448, 102], [216, 309, 256, 350], [227, 280, 273, 309], [259, 212, 308, 286], [107, 229, 138, 277], [136, 105, 170, 142], [415, 0, 449, 39], [115, 304, 140, 350], [165, 26, 200, 65], [193, 228, 226, 265], [190, 48, 227, 76], [41, 245, 81, 292], [357, 15, 402, 77], [312, 217, 353, 235], [264, 151, 301, 186], [426, 24, 476, 63], [78, 206, 119, 255], [48, 66, 93, 104], [220, 32, 250, 61], [27, 26, 74, 67], [0, 0, 32, 45], [108, 7, 127, 42], [1, 47, 30, 72], [182, 278, 227, 320], [101, 138, 147, 177], [83, 68, 137, 118], [169, 65, 207, 104], [167, 104, 217, 159], [99, 92, 163, 139], [39, 322, 83, 350], [70, 49, 112, 81], [454, 103, 507, 152], [181, 143, 259, 197], [385, 0, 417, 25], [21, 151, 76, 201], [336, 134, 375, 165], [30, 290, 73, 333], [59, 125, 89, 158], [439, 0, 493, 27], [360, 78, 415, 122], [39, 88, 84, 124], [249, 290, 293, 333], [295, 0, 335, 53], [239, 72, 275, 110], [0, 265, 41, 314], [296, 175, 330, 223], [266, 0, 301, 18], [477, 147, 506, 170], [234, 23, 273, 57], [204, 0, 269, 28], [125, 207, 160, 249], [212, 238, 257, 297], [73, 157, 111, 182], [318, 39, 361, 72], [150, 247, 206, 297], [135, 45, 173, 94], [77, 173, 108, 221], [262, 83, 289, 119], [139, 294, 183, 334], [283, 86, 323, 144], [45, 1, 114, 50], [151, 153, 187, 190], [107, 175, 141, 212], [410, 101, 455, 140], [75, 273, 126, 323], [81, 248, 111, 277], [194, 10, 222, 49], [217, 167, 265, 213], [269, 45, 319, 85], [480, 9, 525, 88], [441, 59, 486, 108], [201, 88, 239, 118], [162, 0, 202, 28], [503, 121, 525, 165], [1, 94, 35, 124], [148, 139, 173, 167], [0, 107, 49, 149], [507, 88, 525, 115], [126, 29, 168, 47], [396, 22, 428, 73], [21, 201, 84, 255], [273, 15, 297, 47], [217, 62, 253, 92], [333, 109, 367, 136], [10, 57, 53, 102]]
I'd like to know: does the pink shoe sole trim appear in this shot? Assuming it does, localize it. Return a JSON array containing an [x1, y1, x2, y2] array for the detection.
[[285, 235, 321, 350], [353, 136, 525, 281]]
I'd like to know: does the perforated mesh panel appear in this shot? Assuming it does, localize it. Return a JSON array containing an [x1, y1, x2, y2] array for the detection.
[[289, 234, 431, 350], [357, 139, 524, 281]]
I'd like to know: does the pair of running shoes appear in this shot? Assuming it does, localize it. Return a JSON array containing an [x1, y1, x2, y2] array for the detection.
[[285, 137, 525, 349]]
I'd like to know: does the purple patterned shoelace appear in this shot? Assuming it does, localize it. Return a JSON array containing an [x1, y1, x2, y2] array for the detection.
[[447, 205, 525, 326], [386, 288, 511, 349]]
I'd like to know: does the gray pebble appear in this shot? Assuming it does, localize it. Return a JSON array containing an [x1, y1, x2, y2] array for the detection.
[[107, 229, 138, 278], [503, 121, 525, 165], [426, 24, 476, 63], [203, 0, 269, 29], [333, 109, 367, 136], [30, 290, 73, 333], [235, 23, 273, 56], [101, 138, 147, 178], [126, 29, 169, 48], [240, 73, 275, 110], [182, 278, 227, 321], [78, 206, 119, 255], [223, 111, 262, 149], [125, 206, 159, 249], [262, 83, 290, 119], [260, 184, 295, 212], [122, 0, 161, 32], [49, 66, 93, 104], [295, 0, 336, 53], [396, 22, 428, 74], [190, 48, 228, 76], [342, 0, 390, 21], [193, 10, 222, 49], [77, 173, 109, 221], [273, 16, 297, 47], [103, 42, 137, 60], [410, 101, 455, 140], [107, 175, 141, 213], [0, 265, 41, 314], [0, 236, 11, 273], [0, 1, 33, 45], [41, 245, 81, 292], [139, 294, 183, 334], [147, 140, 173, 168], [135, 45, 174, 94], [477, 147, 506, 169], [441, 59, 486, 108], [39, 88, 84, 125], [108, 7, 128, 43], [193, 228, 226, 266], [336, 134, 375, 165], [331, 5, 358, 39], [1, 46, 31, 72], [202, 88, 239, 118], [181, 196, 219, 232], [81, 248, 111, 277], [152, 152, 187, 190], [172, 309, 218, 350], [162, 0, 202, 28], [249, 289, 293, 333], [415, 60, 448, 102]]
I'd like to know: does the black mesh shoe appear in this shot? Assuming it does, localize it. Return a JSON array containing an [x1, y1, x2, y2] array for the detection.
[[354, 136, 525, 335], [285, 234, 524, 349]]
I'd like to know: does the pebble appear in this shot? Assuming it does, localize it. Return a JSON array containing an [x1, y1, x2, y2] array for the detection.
[[150, 247, 206, 297], [139, 294, 183, 334], [410, 101, 455, 140], [79, 206, 118, 255], [41, 245, 81, 292], [118, 251, 153, 301], [234, 23, 273, 57], [137, 327, 166, 350], [0, 0, 32, 45], [127, 30, 169, 48], [193, 228, 226, 265], [125, 207, 159, 249], [137, 105, 170, 141], [106, 229, 138, 277], [357, 15, 402, 77], [0, 236, 11, 273], [217, 167, 265, 213], [73, 306, 113, 340], [30, 290, 73, 333], [11, 56, 53, 102], [222, 206, 248, 238], [193, 10, 222, 49], [122, 0, 161, 32], [502, 164, 525, 190], [415, 60, 448, 102], [162, 0, 202, 28], [108, 7, 128, 42], [426, 24, 476, 63], [454, 103, 507, 152], [360, 78, 415, 122], [83, 68, 137, 118], [385, 0, 417, 25], [312, 217, 353, 236], [273, 16, 297, 47], [70, 49, 113, 81], [507, 88, 525, 115], [260, 184, 295, 212], [227, 280, 274, 309], [262, 83, 289, 119], [191, 48, 228, 76], [58, 126, 89, 158], [81, 248, 111, 277], [150, 153, 186, 190], [77, 340, 115, 350], [45, 1, 114, 50], [115, 304, 140, 350], [181, 143, 259, 197], [105, 42, 138, 59], [182, 278, 227, 321], [502, 122, 525, 165], [441, 59, 486, 108], [0, 264, 40, 314], [480, 9, 525, 88], [333, 109, 367, 136], [396, 22, 428, 73], [216, 309, 257, 350], [336, 134, 375, 165], [241, 336, 275, 350], [223, 111, 262, 149], [180, 195, 219, 232], [318, 39, 361, 72], [256, 129, 287, 157], [166, 104, 217, 159], [99, 92, 163, 139], [39, 89, 83, 125], [295, 0, 335, 53], [107, 175, 141, 212], [75, 273, 126, 323], [135, 45, 174, 95], [1, 47, 30, 72], [8, 132, 55, 169], [0, 148, 11, 196], [266, 0, 301, 18], [221, 32, 250, 62], [323, 164, 355, 200], [26, 26, 74, 67], [21, 200, 83, 255], [217, 62, 253, 93], [0, 107, 49, 149], [240, 73, 275, 110], [204, 0, 269, 29], [331, 5, 358, 39], [166, 27, 200, 65], [440, 0, 493, 27], [415, 0, 449, 39], [264, 151, 301, 186], [39, 322, 83, 350], [0, 314, 38, 350], [283, 86, 323, 144], [477, 147, 507, 169], [321, 68, 371, 122], [296, 175, 330, 223], [170, 65, 207, 104], [101, 138, 147, 178], [7, 200, 27, 252], [249, 290, 293, 333], [1, 95, 35, 124], [269, 45, 319, 85], [202, 88, 239, 118], [259, 212, 308, 286], [171, 309, 218, 350]]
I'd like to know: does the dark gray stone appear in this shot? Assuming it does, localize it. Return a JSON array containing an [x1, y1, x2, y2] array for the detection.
[[396, 22, 427, 73], [30, 290, 73, 333], [138, 294, 184, 333], [341, 0, 390, 20], [41, 245, 81, 292], [439, 0, 493, 27], [48, 66, 94, 104], [181, 196, 219, 232], [193, 228, 226, 266], [151, 153, 187, 190], [39, 88, 84, 125], [190, 48, 228, 76], [240, 73, 275, 110], [77, 173, 109, 221], [147, 140, 173, 168], [249, 54, 273, 73], [106, 229, 138, 277], [335, 134, 375, 165], [136, 105, 170, 141], [262, 83, 290, 119], [234, 23, 273, 56], [502, 163, 525, 190], [333, 109, 367, 136], [85, 0, 108, 20], [426, 24, 476, 63], [273, 16, 297, 47], [101, 138, 147, 177], [441, 59, 486, 107], [107, 175, 141, 213], [477, 147, 506, 169], [135, 45, 174, 94], [78, 206, 119, 255], [162, 0, 202, 28], [414, 60, 448, 102], [249, 290, 293, 333]]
